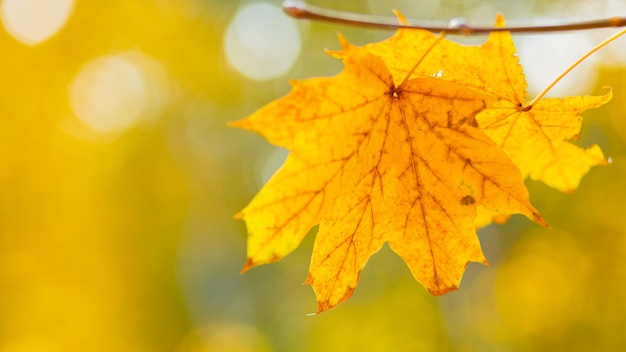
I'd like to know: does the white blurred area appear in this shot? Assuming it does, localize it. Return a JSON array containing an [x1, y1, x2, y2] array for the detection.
[[515, 33, 599, 97], [0, 0, 74, 45], [223, 1, 302, 81], [516, 0, 626, 96], [68, 51, 169, 138]]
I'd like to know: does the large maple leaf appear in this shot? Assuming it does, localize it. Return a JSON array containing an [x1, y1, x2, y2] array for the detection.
[[232, 33, 545, 312], [366, 13, 612, 193]]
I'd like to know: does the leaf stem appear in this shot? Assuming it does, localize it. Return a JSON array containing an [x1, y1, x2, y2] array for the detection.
[[525, 28, 626, 109]]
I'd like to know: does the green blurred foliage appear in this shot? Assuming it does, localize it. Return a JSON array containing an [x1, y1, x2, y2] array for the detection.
[[1, 0, 626, 351]]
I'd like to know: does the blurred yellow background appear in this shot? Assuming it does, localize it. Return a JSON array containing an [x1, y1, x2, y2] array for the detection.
[[1, 0, 626, 351]]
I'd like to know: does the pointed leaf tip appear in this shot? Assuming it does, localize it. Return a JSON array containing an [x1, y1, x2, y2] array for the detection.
[[315, 286, 356, 314], [392, 9, 409, 25], [316, 301, 330, 314], [429, 285, 459, 296], [495, 13, 506, 27], [337, 34, 353, 51], [240, 258, 255, 274], [228, 118, 252, 131], [325, 34, 352, 59], [304, 273, 313, 285], [533, 212, 549, 228]]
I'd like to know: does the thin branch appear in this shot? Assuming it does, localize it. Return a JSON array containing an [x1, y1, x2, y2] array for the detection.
[[283, 0, 626, 35]]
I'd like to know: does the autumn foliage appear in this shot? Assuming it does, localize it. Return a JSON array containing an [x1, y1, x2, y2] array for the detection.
[[232, 14, 611, 313]]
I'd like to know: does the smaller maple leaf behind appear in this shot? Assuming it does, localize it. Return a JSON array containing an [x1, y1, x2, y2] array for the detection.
[[232, 34, 544, 313], [477, 94, 612, 193]]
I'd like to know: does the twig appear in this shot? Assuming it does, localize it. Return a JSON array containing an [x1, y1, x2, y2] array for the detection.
[[283, 0, 626, 35]]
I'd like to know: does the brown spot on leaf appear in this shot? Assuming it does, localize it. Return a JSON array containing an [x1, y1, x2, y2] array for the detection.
[[460, 195, 475, 206]]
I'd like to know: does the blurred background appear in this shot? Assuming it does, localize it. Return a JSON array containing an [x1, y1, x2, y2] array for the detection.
[[1, 0, 626, 351]]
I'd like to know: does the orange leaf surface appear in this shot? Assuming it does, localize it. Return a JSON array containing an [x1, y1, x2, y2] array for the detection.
[[232, 31, 545, 312]]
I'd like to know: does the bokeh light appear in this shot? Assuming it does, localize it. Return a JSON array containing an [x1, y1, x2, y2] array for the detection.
[[68, 51, 168, 138], [70, 55, 147, 135], [1, 0, 73, 45], [224, 2, 302, 80]]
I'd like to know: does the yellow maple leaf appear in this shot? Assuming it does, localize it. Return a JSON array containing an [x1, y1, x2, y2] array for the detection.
[[477, 94, 611, 192], [367, 13, 612, 193], [232, 34, 545, 312]]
